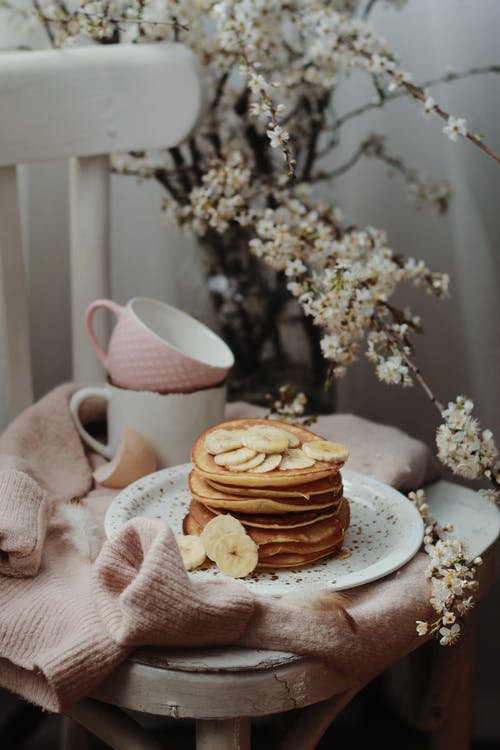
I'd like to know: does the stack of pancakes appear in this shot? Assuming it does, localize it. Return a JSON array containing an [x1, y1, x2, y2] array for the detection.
[[184, 418, 350, 569]]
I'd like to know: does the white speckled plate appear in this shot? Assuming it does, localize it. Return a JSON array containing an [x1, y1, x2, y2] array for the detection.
[[105, 465, 424, 594]]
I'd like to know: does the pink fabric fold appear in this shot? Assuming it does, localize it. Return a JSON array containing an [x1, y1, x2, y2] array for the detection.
[[0, 384, 441, 713], [93, 518, 254, 648], [239, 552, 434, 683]]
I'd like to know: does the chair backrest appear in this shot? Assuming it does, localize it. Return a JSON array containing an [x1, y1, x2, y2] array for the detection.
[[0, 42, 203, 424]]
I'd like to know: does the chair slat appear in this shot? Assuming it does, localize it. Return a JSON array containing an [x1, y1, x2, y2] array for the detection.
[[0, 166, 34, 419], [69, 155, 110, 383], [0, 43, 204, 166]]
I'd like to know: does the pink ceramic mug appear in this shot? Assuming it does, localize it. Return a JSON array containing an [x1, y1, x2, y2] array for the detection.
[[85, 297, 234, 393]]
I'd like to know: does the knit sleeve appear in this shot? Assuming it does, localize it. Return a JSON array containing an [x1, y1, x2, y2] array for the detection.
[[0, 469, 48, 577], [92, 517, 254, 648]]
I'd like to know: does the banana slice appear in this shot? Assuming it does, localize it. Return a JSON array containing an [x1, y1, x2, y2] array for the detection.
[[243, 425, 289, 454], [176, 535, 206, 571], [249, 453, 283, 473], [201, 514, 247, 561], [228, 453, 266, 471], [302, 440, 349, 463], [280, 429, 300, 448], [212, 532, 259, 578], [204, 429, 245, 455], [279, 447, 315, 470], [214, 447, 257, 466]]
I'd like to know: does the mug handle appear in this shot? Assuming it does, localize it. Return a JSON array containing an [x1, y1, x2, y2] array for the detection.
[[85, 299, 124, 368], [69, 386, 113, 459]]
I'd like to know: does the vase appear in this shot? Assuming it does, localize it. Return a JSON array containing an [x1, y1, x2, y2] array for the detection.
[[198, 227, 335, 414]]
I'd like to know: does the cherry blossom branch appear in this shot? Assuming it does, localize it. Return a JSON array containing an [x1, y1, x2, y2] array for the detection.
[[324, 65, 500, 141], [362, 0, 381, 19], [301, 92, 331, 181], [372, 312, 499, 491], [237, 51, 296, 176], [402, 80, 500, 163], [32, 0, 56, 44], [311, 143, 367, 181], [339, 36, 500, 163], [28, 4, 188, 38], [374, 313, 445, 411]]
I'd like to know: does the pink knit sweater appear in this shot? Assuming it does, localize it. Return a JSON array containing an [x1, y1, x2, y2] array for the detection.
[[0, 385, 438, 712]]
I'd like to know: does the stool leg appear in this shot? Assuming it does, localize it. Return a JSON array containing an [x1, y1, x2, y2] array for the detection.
[[60, 716, 92, 750], [275, 685, 363, 750], [65, 698, 164, 750], [428, 633, 475, 750], [420, 613, 476, 750], [196, 718, 251, 750]]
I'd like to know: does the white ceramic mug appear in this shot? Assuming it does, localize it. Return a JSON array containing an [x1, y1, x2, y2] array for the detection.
[[69, 382, 226, 468]]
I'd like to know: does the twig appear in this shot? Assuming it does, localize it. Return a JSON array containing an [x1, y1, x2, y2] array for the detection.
[[310, 143, 366, 182], [30, 8, 188, 33], [153, 168, 185, 204], [235, 87, 274, 175], [169, 147, 193, 193], [404, 79, 500, 163], [188, 138, 203, 184], [339, 36, 500, 163], [363, 0, 380, 19], [373, 313, 445, 412], [211, 72, 229, 112], [32, 0, 56, 45], [318, 66, 500, 158], [301, 92, 331, 181]]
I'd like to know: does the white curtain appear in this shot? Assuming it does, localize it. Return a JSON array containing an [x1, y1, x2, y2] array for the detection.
[[0, 0, 499, 738]]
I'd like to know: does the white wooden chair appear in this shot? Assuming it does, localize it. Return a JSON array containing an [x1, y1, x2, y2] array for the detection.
[[0, 42, 497, 750], [0, 41, 203, 421]]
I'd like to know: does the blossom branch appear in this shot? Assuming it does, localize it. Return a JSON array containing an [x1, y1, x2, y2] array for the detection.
[[402, 80, 500, 163], [338, 36, 500, 163], [372, 313, 499, 491], [32, 0, 56, 44], [322, 65, 500, 145], [373, 312, 445, 411], [362, 0, 380, 19], [311, 143, 367, 182], [301, 92, 331, 181], [411, 489, 482, 645], [28, 3, 187, 44], [169, 147, 194, 193]]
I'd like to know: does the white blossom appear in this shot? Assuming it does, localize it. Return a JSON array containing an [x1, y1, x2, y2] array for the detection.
[[266, 125, 290, 149], [439, 623, 461, 646], [423, 96, 436, 117], [443, 116, 468, 142], [416, 620, 429, 636]]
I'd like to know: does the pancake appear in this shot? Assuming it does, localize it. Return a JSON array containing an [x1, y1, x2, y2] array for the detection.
[[187, 498, 350, 549], [208, 503, 343, 529], [191, 419, 344, 488], [257, 544, 343, 568], [182, 513, 347, 569], [189, 471, 342, 514], [183, 513, 203, 536], [206, 473, 342, 499], [258, 534, 344, 558]]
